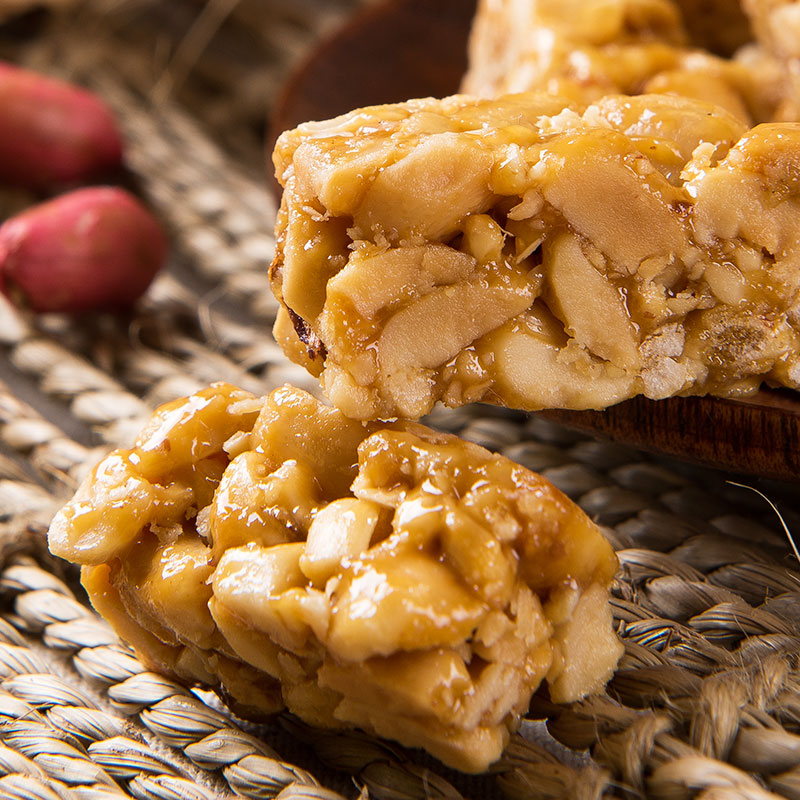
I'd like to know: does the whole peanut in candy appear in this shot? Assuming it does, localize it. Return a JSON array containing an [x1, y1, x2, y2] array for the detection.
[[0, 61, 123, 189], [0, 186, 167, 312]]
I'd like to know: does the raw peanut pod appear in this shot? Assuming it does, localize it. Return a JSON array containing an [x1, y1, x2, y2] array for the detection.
[[48, 382, 623, 774], [0, 186, 168, 312], [0, 61, 123, 188]]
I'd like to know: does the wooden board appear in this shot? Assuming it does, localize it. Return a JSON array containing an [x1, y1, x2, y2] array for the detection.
[[269, 0, 800, 482]]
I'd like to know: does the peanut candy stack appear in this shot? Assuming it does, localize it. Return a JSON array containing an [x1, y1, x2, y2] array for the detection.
[[49, 382, 622, 773], [271, 92, 800, 420]]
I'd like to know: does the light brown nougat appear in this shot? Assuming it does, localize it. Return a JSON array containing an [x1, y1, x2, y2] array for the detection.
[[48, 382, 622, 774], [462, 0, 794, 124], [270, 92, 800, 420]]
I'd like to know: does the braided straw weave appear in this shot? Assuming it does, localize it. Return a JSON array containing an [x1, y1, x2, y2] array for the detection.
[[0, 1, 798, 798]]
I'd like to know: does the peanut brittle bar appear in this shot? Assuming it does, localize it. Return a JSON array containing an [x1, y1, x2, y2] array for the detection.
[[271, 92, 800, 420], [463, 0, 794, 123], [48, 382, 622, 773]]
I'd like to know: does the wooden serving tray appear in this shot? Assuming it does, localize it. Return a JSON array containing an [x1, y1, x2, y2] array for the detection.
[[270, 0, 800, 482]]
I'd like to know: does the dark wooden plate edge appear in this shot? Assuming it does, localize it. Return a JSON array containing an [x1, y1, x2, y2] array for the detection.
[[540, 392, 800, 482]]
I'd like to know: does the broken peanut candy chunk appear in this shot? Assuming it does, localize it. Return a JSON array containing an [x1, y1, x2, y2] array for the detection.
[[48, 382, 622, 773], [271, 91, 800, 420]]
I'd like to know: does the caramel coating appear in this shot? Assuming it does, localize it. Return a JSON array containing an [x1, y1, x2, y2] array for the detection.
[[271, 92, 800, 420], [49, 382, 622, 773]]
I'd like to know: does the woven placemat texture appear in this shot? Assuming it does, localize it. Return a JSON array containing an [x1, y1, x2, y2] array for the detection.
[[0, 2, 798, 798]]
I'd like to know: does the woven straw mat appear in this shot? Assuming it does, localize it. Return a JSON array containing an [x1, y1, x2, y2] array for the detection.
[[0, 2, 798, 799]]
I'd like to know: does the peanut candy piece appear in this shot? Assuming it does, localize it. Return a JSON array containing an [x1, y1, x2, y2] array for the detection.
[[49, 382, 622, 773], [271, 92, 800, 419], [462, 0, 793, 124]]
